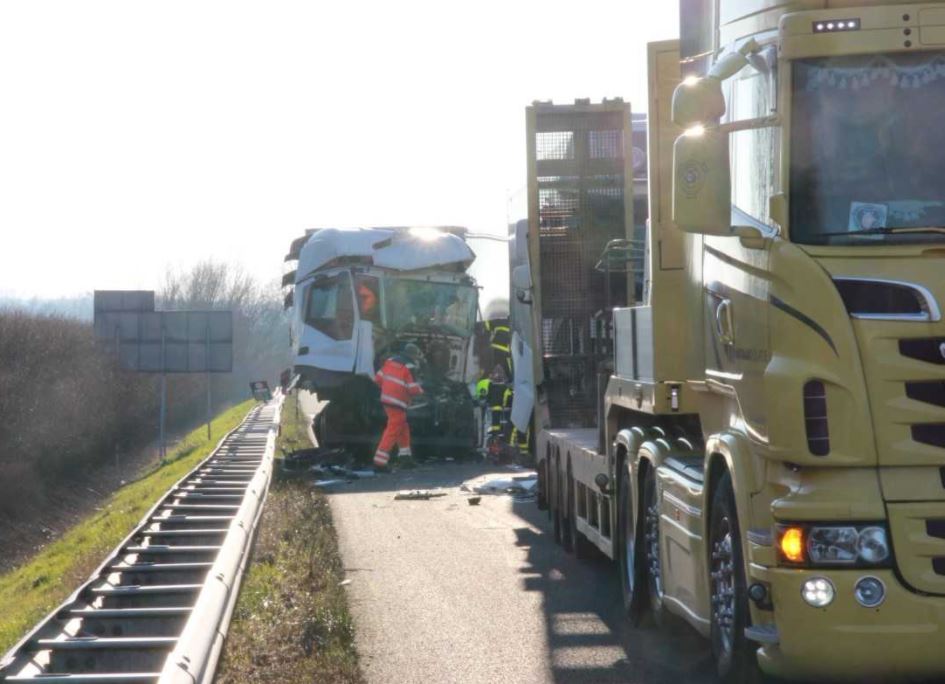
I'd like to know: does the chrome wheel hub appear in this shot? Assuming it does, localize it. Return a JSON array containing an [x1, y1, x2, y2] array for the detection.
[[644, 497, 662, 598], [711, 519, 736, 652]]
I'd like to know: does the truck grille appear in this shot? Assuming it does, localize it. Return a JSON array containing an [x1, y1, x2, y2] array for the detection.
[[854, 321, 945, 594]]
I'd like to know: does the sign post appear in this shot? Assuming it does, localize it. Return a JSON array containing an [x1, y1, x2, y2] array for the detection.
[[160, 325, 167, 461], [206, 324, 212, 440]]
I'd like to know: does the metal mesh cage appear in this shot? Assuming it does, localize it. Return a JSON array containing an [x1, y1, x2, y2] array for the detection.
[[536, 131, 575, 160], [530, 103, 632, 428], [589, 129, 624, 159]]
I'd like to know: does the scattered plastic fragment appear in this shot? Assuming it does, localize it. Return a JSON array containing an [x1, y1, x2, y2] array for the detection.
[[394, 489, 448, 500], [312, 479, 347, 488], [339, 579, 352, 587], [471, 475, 537, 498]]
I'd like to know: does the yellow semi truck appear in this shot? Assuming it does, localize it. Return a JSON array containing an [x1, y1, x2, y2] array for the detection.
[[523, 2, 945, 681]]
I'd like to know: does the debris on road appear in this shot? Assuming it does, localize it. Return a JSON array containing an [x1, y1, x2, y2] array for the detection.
[[461, 472, 538, 499], [467, 496, 482, 506], [394, 489, 448, 501], [277, 446, 349, 480], [312, 479, 348, 489]]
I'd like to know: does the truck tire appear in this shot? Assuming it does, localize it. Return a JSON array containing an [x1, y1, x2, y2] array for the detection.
[[568, 466, 594, 559], [537, 459, 548, 511], [642, 465, 667, 626], [709, 472, 761, 683], [560, 459, 573, 553], [553, 450, 564, 545], [617, 458, 645, 624]]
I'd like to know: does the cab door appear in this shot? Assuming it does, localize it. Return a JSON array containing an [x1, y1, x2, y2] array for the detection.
[[702, 55, 778, 441], [299, 270, 360, 372]]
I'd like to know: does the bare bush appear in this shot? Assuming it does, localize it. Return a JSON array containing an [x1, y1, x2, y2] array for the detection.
[[0, 262, 289, 516], [0, 312, 155, 514], [159, 261, 290, 425]]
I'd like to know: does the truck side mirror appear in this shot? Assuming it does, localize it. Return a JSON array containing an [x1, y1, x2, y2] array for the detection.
[[511, 264, 533, 305], [672, 76, 725, 129], [511, 264, 532, 290], [672, 127, 733, 236]]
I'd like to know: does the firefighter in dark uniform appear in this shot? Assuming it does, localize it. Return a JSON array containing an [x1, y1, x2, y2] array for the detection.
[[485, 364, 508, 443]]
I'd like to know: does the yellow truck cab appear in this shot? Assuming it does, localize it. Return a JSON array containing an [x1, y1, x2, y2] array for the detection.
[[526, 2, 945, 681]]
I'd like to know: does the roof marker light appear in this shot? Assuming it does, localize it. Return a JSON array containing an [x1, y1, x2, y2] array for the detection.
[[813, 18, 861, 33]]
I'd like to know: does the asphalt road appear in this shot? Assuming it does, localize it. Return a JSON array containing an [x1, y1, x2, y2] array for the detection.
[[301, 392, 718, 684]]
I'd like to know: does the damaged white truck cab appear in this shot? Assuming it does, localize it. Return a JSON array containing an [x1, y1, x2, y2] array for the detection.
[[284, 226, 480, 458]]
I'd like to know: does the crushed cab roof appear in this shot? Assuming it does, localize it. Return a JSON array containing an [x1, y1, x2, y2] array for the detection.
[[296, 227, 476, 279]]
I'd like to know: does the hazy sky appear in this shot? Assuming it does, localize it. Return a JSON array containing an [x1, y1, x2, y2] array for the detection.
[[0, 1, 678, 304]]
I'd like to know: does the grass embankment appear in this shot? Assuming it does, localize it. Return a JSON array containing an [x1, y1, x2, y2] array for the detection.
[[217, 392, 363, 683], [0, 400, 255, 653]]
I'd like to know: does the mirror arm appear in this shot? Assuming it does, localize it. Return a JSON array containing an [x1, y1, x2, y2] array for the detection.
[[733, 224, 777, 250], [716, 115, 780, 134], [708, 38, 762, 81]]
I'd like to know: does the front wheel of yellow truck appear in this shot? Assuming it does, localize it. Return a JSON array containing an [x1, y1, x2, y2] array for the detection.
[[709, 472, 762, 683], [617, 456, 646, 624], [642, 465, 668, 626]]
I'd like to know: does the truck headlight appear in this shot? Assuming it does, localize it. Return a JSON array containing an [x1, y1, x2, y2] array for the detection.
[[777, 523, 891, 567], [855, 526, 891, 564]]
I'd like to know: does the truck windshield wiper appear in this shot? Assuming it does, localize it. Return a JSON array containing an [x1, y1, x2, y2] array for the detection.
[[817, 226, 945, 239]]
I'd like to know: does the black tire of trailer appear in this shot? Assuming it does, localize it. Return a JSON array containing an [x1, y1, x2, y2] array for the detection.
[[617, 454, 647, 624], [537, 458, 548, 511], [709, 471, 762, 684], [560, 453, 573, 553], [568, 464, 594, 559], [641, 464, 668, 626], [553, 449, 564, 546]]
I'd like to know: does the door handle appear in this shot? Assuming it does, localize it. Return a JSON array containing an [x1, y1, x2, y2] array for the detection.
[[715, 298, 734, 346]]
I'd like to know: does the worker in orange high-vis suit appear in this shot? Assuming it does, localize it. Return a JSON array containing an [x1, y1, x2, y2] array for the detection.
[[373, 343, 424, 469]]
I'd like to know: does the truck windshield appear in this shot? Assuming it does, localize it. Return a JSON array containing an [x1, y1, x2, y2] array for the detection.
[[790, 52, 945, 245], [385, 279, 477, 336]]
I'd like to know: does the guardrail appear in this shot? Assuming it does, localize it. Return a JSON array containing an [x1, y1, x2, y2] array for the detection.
[[0, 394, 283, 683]]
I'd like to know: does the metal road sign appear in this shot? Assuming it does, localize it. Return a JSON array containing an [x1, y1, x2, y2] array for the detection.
[[94, 309, 233, 373]]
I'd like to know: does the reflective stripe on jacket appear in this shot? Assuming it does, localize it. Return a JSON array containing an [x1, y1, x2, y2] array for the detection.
[[375, 356, 423, 409], [487, 321, 511, 353], [476, 378, 490, 401]]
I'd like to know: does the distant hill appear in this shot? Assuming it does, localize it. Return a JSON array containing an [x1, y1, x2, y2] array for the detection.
[[0, 295, 93, 321]]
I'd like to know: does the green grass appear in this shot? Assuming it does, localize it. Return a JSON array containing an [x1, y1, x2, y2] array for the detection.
[[216, 392, 363, 683], [0, 399, 256, 653]]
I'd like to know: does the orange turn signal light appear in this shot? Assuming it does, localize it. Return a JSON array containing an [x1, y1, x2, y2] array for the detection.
[[780, 526, 805, 563]]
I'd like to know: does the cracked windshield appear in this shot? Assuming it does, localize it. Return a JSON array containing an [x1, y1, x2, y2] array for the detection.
[[385, 279, 477, 336]]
